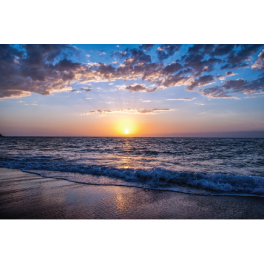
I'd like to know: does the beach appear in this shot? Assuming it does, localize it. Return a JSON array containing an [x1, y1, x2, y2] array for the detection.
[[1, 167, 264, 219]]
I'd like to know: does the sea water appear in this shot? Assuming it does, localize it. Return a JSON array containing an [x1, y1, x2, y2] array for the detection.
[[0, 137, 264, 196]]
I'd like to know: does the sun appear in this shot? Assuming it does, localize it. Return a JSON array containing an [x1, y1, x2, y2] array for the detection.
[[125, 129, 129, 134]]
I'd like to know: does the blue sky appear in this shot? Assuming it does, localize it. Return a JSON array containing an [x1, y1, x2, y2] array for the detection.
[[0, 44, 264, 136]]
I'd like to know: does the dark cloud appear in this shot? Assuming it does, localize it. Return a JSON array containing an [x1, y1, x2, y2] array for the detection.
[[127, 48, 151, 65], [157, 44, 181, 61], [201, 87, 239, 99], [163, 73, 189, 87], [252, 49, 264, 70], [112, 48, 151, 67], [1, 44, 264, 100], [211, 44, 236, 56], [188, 44, 215, 55], [226, 71, 235, 76], [181, 54, 221, 76], [125, 84, 145, 92], [80, 87, 92, 92], [201, 76, 264, 98], [217, 71, 236, 80], [140, 44, 154, 51], [222, 77, 264, 94], [162, 62, 183, 75], [186, 75, 216, 91], [125, 84, 158, 93], [221, 44, 263, 69], [0, 44, 83, 98]]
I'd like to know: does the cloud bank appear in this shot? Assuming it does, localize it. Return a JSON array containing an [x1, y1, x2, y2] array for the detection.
[[1, 44, 264, 99]]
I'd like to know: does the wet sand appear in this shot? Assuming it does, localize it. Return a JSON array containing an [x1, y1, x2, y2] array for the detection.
[[1, 167, 264, 219]]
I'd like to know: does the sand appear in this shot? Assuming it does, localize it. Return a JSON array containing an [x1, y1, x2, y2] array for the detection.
[[1, 167, 264, 219]]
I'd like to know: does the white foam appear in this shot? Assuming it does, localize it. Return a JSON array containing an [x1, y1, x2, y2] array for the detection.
[[22, 167, 264, 197]]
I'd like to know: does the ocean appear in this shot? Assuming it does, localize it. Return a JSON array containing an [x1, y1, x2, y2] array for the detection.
[[0, 137, 264, 196]]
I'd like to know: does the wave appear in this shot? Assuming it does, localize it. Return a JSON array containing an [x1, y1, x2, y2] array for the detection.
[[1, 159, 264, 196]]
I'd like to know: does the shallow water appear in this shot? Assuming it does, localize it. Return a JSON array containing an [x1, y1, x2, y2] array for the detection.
[[0, 137, 264, 196]]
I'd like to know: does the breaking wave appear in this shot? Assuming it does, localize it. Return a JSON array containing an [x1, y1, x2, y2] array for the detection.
[[1, 137, 264, 196], [1, 159, 264, 196]]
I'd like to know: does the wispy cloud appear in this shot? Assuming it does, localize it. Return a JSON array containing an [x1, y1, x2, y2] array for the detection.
[[80, 87, 92, 92], [167, 98, 196, 101], [91, 50, 106, 55], [81, 108, 172, 115]]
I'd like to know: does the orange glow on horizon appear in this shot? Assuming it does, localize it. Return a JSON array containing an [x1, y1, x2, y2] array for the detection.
[[113, 116, 139, 136]]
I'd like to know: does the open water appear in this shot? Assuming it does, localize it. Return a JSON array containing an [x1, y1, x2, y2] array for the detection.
[[0, 137, 264, 196]]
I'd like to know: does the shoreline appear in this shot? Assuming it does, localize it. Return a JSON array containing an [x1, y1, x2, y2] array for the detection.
[[20, 168, 264, 198], [1, 167, 264, 219]]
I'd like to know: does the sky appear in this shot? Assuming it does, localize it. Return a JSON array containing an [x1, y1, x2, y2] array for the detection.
[[0, 44, 264, 137]]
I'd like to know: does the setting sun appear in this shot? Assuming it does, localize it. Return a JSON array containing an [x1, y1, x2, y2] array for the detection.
[[125, 129, 129, 134]]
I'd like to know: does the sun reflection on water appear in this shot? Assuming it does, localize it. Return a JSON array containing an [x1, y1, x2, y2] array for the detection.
[[115, 193, 125, 211]]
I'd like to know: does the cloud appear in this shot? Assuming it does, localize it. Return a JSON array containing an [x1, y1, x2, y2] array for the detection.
[[187, 44, 215, 56], [91, 50, 106, 55], [142, 100, 151, 102], [80, 87, 92, 92], [81, 108, 172, 115], [226, 71, 236, 76], [186, 75, 216, 91], [162, 74, 190, 87], [167, 98, 195, 101], [211, 44, 236, 56], [162, 62, 183, 75], [1, 44, 264, 100], [17, 100, 23, 102], [217, 71, 236, 80], [140, 44, 154, 52], [125, 84, 158, 93], [252, 49, 264, 70], [181, 54, 221, 76], [157, 44, 181, 61], [88, 62, 101, 66], [201, 87, 239, 99], [86, 54, 90, 57], [0, 44, 83, 98], [200, 76, 264, 98], [221, 44, 263, 69]]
